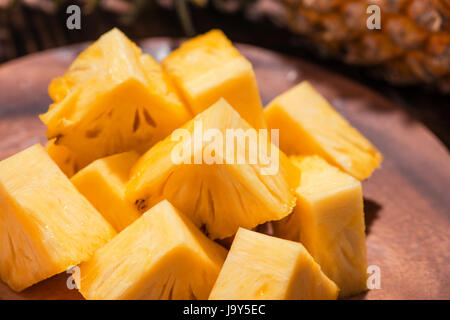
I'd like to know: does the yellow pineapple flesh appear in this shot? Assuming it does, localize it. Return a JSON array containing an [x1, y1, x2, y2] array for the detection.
[[71, 151, 141, 232], [162, 30, 266, 129], [264, 81, 382, 180], [209, 228, 338, 300], [0, 144, 116, 292], [40, 28, 191, 170], [45, 138, 77, 177], [126, 98, 299, 240], [273, 155, 367, 298], [77, 200, 227, 300]]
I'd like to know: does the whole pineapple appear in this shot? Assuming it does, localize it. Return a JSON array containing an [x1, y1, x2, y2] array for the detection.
[[4, 0, 449, 92], [213, 0, 450, 93]]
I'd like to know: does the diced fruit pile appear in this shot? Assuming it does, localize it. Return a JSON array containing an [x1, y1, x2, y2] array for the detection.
[[0, 28, 382, 300]]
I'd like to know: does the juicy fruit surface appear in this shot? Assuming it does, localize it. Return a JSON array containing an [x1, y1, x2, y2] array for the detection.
[[209, 228, 338, 300], [0, 28, 378, 299], [45, 139, 77, 177], [40, 28, 191, 170], [71, 151, 141, 232], [126, 99, 299, 240], [77, 200, 227, 300], [0, 144, 116, 292], [264, 81, 382, 180], [273, 155, 367, 298], [162, 30, 266, 129]]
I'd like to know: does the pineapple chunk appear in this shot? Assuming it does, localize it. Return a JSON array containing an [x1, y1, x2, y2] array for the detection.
[[126, 99, 299, 240], [71, 151, 141, 232], [273, 155, 367, 298], [264, 81, 382, 180], [0, 144, 116, 292], [40, 28, 191, 170], [45, 138, 77, 177], [209, 228, 338, 300], [162, 30, 265, 129], [77, 200, 227, 300]]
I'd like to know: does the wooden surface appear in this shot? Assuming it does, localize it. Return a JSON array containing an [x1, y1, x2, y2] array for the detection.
[[0, 39, 449, 300]]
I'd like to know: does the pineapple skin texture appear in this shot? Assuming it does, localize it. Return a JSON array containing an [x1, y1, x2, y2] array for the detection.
[[77, 200, 227, 300], [126, 98, 299, 240], [162, 30, 266, 129], [273, 155, 368, 298], [71, 151, 141, 232], [209, 228, 338, 300], [40, 28, 191, 170], [264, 81, 382, 180], [0, 144, 116, 292]]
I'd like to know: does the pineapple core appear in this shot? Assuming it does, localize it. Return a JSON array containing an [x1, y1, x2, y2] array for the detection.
[[209, 228, 339, 300], [77, 200, 227, 300], [45, 138, 77, 177], [264, 81, 382, 180], [126, 98, 299, 240], [162, 29, 266, 129], [40, 28, 191, 171], [0, 144, 116, 292], [71, 151, 141, 232], [273, 155, 368, 298]]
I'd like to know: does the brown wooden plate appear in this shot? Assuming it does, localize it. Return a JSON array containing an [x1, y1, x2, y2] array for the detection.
[[0, 39, 449, 300]]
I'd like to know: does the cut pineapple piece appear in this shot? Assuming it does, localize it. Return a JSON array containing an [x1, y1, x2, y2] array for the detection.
[[209, 228, 338, 300], [45, 138, 77, 177], [162, 30, 265, 129], [40, 28, 191, 170], [126, 99, 299, 240], [273, 155, 367, 298], [71, 151, 141, 232], [0, 144, 116, 292], [77, 200, 227, 300], [264, 81, 382, 180]]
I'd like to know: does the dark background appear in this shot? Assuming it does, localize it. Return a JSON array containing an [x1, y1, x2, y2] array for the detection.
[[0, 2, 449, 147]]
